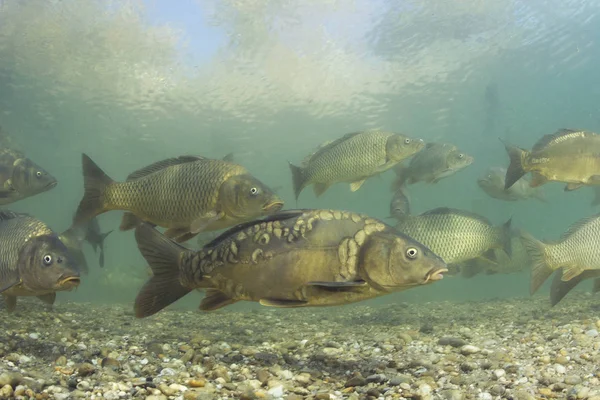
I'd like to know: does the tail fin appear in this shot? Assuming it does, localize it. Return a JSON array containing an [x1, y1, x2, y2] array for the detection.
[[520, 231, 553, 295], [133, 223, 192, 318], [591, 187, 600, 206], [498, 217, 512, 257], [550, 269, 599, 307], [501, 139, 528, 189], [288, 162, 305, 201], [97, 230, 113, 268], [74, 154, 114, 226], [390, 165, 408, 192]]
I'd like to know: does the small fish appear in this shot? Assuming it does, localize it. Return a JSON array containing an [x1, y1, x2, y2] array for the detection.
[[0, 148, 57, 205], [289, 130, 424, 200], [503, 129, 600, 191], [0, 211, 80, 313], [391, 142, 473, 189], [548, 269, 600, 307], [389, 187, 411, 220], [395, 208, 512, 265], [82, 218, 112, 268], [522, 213, 600, 295], [74, 153, 283, 243], [477, 167, 546, 202], [132, 209, 448, 318]]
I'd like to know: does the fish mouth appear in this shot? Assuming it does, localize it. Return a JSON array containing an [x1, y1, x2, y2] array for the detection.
[[423, 267, 448, 284], [58, 276, 81, 289], [263, 200, 284, 213], [45, 181, 58, 190]]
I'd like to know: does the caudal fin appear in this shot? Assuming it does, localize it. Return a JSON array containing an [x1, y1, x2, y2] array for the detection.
[[74, 154, 114, 226], [520, 231, 554, 295], [97, 230, 113, 268], [288, 162, 306, 201], [133, 223, 192, 318], [501, 139, 529, 190], [550, 269, 599, 307], [498, 217, 513, 257]]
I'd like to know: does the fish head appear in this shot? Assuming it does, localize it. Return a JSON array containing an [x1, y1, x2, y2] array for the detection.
[[389, 188, 410, 219], [11, 158, 58, 196], [221, 174, 284, 219], [446, 150, 474, 173], [360, 232, 448, 291], [18, 234, 81, 292], [386, 135, 425, 162], [477, 167, 505, 191]]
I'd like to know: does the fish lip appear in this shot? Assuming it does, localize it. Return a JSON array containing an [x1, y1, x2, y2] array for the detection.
[[58, 276, 81, 289], [263, 200, 284, 213], [45, 180, 58, 189], [424, 267, 448, 284]]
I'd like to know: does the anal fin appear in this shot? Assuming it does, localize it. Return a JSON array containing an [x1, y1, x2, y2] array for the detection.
[[313, 182, 331, 197], [190, 211, 224, 234], [199, 289, 237, 311], [349, 179, 367, 192], [565, 182, 584, 191], [561, 265, 585, 282], [259, 298, 308, 308]]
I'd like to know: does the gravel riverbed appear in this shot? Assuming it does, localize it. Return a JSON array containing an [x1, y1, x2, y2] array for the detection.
[[1, 293, 600, 399]]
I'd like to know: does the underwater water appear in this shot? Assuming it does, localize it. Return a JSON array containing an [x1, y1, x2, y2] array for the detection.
[[1, 0, 600, 399]]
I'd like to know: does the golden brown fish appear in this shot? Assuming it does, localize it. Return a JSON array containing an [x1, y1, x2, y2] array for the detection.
[[0, 211, 80, 313], [132, 209, 448, 318], [74, 153, 283, 243], [503, 129, 600, 191], [0, 148, 57, 205], [289, 130, 424, 200]]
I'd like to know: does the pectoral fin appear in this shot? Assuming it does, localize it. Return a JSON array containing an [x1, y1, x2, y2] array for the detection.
[[0, 188, 15, 198], [37, 292, 56, 305], [259, 298, 308, 308], [190, 211, 224, 234], [349, 179, 367, 192], [2, 294, 17, 313], [565, 182, 584, 191], [199, 289, 237, 311]]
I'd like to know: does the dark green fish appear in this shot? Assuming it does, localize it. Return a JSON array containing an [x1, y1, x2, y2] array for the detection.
[[74, 153, 284, 243], [0, 211, 80, 313], [82, 217, 112, 268], [0, 148, 57, 205], [289, 130, 424, 199], [132, 209, 448, 318], [478, 167, 546, 202]]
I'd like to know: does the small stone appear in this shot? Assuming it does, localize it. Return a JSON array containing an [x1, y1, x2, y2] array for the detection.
[[555, 364, 567, 374], [13, 385, 25, 396], [438, 337, 467, 348], [366, 374, 385, 383], [399, 333, 413, 344], [76, 381, 90, 390], [565, 375, 582, 385], [461, 345, 480, 355], [587, 329, 599, 337], [440, 389, 464, 400], [77, 363, 95, 376], [294, 373, 311, 385], [493, 369, 506, 379], [0, 385, 13, 398], [267, 385, 284, 398], [29, 333, 39, 340], [257, 369, 270, 384], [55, 356, 67, 366], [490, 385, 505, 396], [555, 356, 569, 365], [188, 379, 206, 388], [478, 393, 492, 400], [417, 384, 432, 397], [344, 374, 367, 387]]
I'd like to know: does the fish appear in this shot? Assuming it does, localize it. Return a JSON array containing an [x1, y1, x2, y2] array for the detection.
[[522, 213, 600, 295], [82, 217, 112, 268], [477, 167, 546, 202], [289, 130, 424, 200], [395, 207, 512, 265], [0, 210, 81, 313], [73, 153, 284, 243], [132, 209, 448, 318], [389, 187, 411, 220], [0, 148, 57, 205], [503, 129, 600, 191], [548, 269, 600, 307], [391, 142, 473, 189]]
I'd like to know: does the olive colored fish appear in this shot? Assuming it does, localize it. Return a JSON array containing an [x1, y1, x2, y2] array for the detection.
[[133, 209, 448, 318], [0, 211, 80, 313], [74, 153, 284, 243], [523, 213, 600, 296], [548, 269, 600, 307], [0, 148, 57, 205], [81, 217, 112, 268], [289, 130, 424, 200], [503, 129, 600, 191], [391, 142, 473, 190], [477, 167, 546, 203], [395, 207, 512, 265], [389, 187, 411, 220]]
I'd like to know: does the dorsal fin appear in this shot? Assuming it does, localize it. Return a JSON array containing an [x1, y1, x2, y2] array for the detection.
[[419, 207, 492, 225], [203, 209, 308, 248], [559, 213, 600, 241], [0, 210, 28, 221], [304, 132, 364, 163], [126, 155, 204, 181], [221, 153, 234, 163], [532, 129, 583, 152]]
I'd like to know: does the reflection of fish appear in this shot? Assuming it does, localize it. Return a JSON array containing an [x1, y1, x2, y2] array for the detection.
[[391, 142, 473, 189], [395, 208, 512, 265], [74, 153, 283, 243], [523, 213, 600, 295], [133, 209, 448, 318], [503, 129, 600, 191], [0, 211, 81, 313], [289, 130, 424, 199], [0, 148, 57, 205], [477, 167, 545, 202]]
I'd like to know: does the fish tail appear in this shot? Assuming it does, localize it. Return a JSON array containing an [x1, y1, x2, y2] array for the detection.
[[591, 187, 600, 206], [499, 217, 512, 257], [97, 230, 112, 268], [390, 165, 408, 192], [520, 230, 554, 295], [74, 154, 115, 226], [133, 223, 192, 318], [288, 162, 305, 201], [501, 139, 529, 190], [550, 269, 584, 307]]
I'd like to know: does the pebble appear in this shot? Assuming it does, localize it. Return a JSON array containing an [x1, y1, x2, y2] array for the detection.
[[460, 345, 481, 355], [438, 337, 467, 348], [556, 364, 567, 374], [267, 385, 284, 398], [344, 374, 367, 387], [565, 375, 582, 385], [587, 329, 599, 337]]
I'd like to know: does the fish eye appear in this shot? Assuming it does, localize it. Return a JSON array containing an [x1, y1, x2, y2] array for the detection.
[[406, 247, 418, 259], [404, 138, 411, 144], [36, 171, 42, 178], [458, 154, 464, 159], [43, 255, 53, 266], [249, 187, 259, 196]]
